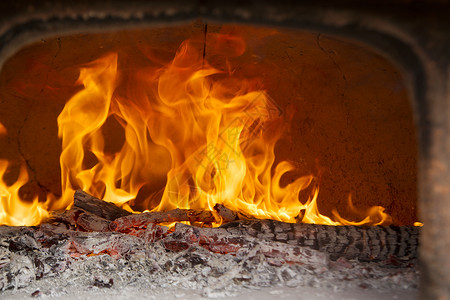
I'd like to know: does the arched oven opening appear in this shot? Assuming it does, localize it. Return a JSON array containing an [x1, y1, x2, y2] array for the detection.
[[0, 2, 448, 299]]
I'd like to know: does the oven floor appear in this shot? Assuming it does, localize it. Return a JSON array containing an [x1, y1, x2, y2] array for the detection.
[[2, 285, 417, 300]]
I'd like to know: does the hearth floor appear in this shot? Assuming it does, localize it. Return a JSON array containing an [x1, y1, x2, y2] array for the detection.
[[1, 283, 417, 300]]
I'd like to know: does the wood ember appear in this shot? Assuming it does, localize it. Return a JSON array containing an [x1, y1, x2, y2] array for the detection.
[[50, 208, 81, 226], [0, 190, 420, 295], [51, 208, 111, 232], [53, 190, 420, 262], [160, 222, 326, 266], [146, 220, 418, 264], [213, 203, 251, 222], [73, 190, 131, 221], [0, 222, 419, 296], [220, 220, 419, 263], [69, 189, 218, 231], [109, 208, 217, 232], [75, 210, 111, 232]]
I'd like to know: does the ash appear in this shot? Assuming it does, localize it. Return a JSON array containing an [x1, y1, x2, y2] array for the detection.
[[0, 224, 418, 299]]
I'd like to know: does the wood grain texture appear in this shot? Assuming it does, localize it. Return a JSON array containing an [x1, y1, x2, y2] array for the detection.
[[73, 189, 132, 221], [220, 220, 419, 262], [109, 209, 217, 231]]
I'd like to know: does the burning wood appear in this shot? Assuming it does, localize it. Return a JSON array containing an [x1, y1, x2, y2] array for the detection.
[[0, 190, 420, 296], [213, 203, 251, 222], [109, 209, 217, 232], [51, 208, 111, 232], [50, 189, 126, 232], [73, 190, 131, 221], [51, 190, 419, 263], [53, 190, 218, 231], [0, 32, 402, 231]]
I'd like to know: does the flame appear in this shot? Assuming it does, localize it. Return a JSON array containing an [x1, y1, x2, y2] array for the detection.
[[56, 40, 316, 223], [54, 35, 392, 226], [0, 160, 49, 226], [57, 53, 131, 209], [332, 194, 392, 226], [0, 34, 398, 227]]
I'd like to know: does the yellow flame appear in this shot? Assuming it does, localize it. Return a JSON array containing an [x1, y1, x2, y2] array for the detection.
[[57, 53, 129, 209], [0, 34, 400, 227], [0, 160, 49, 226], [54, 36, 393, 226]]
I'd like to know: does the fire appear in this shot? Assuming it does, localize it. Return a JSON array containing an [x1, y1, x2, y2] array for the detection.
[[332, 194, 392, 226], [0, 34, 397, 227], [0, 160, 49, 226]]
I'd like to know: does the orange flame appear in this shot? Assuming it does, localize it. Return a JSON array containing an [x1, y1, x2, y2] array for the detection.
[[0, 34, 395, 226], [0, 160, 49, 226], [332, 194, 392, 226], [55, 36, 391, 226]]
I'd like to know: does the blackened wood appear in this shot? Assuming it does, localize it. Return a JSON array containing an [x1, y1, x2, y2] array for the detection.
[[76, 210, 111, 232], [109, 209, 217, 231], [51, 208, 111, 232], [0, 222, 418, 293], [50, 208, 81, 226], [51, 202, 420, 263], [0, 219, 419, 279], [213, 203, 253, 223], [219, 219, 420, 262], [73, 190, 131, 221], [213, 203, 239, 222]]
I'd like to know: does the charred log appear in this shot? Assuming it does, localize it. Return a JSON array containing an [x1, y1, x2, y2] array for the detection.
[[73, 190, 131, 221], [57, 191, 419, 263], [109, 209, 217, 231], [219, 220, 419, 262], [213, 203, 251, 222], [0, 222, 419, 294], [51, 208, 111, 232]]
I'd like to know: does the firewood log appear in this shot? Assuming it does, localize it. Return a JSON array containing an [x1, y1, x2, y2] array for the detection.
[[137, 219, 419, 263], [75, 210, 111, 232], [213, 203, 251, 222], [73, 189, 132, 220], [51, 209, 419, 263], [67, 190, 420, 262], [51, 207, 111, 232], [109, 208, 217, 231], [218, 219, 420, 262]]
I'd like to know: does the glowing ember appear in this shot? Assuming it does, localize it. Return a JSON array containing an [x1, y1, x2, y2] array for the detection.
[[0, 34, 398, 226]]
